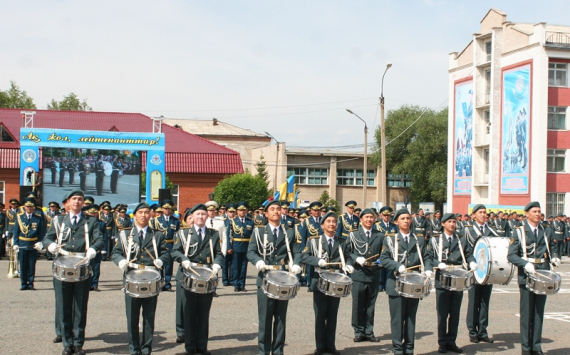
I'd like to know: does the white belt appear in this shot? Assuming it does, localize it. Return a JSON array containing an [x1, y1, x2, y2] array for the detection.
[[316, 268, 342, 273], [416, 228, 425, 230], [523, 257, 546, 263], [555, 232, 564, 234]]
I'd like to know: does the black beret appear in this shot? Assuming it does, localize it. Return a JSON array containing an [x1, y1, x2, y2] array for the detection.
[[524, 201, 540, 212], [63, 189, 84, 202], [441, 213, 456, 223], [321, 211, 336, 224], [133, 202, 150, 213], [264, 200, 280, 211], [189, 203, 207, 214], [394, 208, 411, 221], [557, 213, 564, 218], [456, 213, 462, 217], [360, 208, 375, 217], [548, 215, 553, 219], [472, 204, 486, 214], [183, 208, 192, 221], [345, 200, 357, 208]]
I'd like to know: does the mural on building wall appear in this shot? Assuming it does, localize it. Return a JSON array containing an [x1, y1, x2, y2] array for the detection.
[[454, 80, 473, 195], [501, 64, 530, 194]]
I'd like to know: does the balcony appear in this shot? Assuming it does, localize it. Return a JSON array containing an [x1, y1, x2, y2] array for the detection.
[[546, 32, 570, 49]]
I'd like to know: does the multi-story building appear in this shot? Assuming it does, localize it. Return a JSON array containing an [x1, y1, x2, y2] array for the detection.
[[447, 8, 570, 216]]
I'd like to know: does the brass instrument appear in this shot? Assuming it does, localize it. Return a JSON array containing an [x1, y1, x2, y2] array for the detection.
[[7, 239, 19, 278]]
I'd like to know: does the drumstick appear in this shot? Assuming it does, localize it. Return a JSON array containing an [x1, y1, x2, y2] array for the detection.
[[406, 265, 422, 271], [326, 262, 343, 265], [74, 256, 89, 267], [365, 254, 380, 261], [143, 248, 162, 270], [186, 264, 200, 277]]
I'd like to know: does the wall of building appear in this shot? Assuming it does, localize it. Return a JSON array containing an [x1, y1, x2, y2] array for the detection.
[[168, 173, 228, 211], [1, 169, 20, 203]]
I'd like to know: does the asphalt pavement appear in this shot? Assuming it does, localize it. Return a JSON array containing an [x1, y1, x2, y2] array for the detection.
[[1, 256, 570, 355]]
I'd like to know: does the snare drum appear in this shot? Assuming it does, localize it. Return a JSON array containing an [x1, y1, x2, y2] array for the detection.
[[526, 270, 561, 295], [52, 255, 91, 282], [395, 273, 431, 299], [261, 270, 300, 300], [440, 268, 474, 291], [181, 266, 218, 294], [473, 237, 514, 285], [125, 269, 164, 298], [317, 272, 353, 298]]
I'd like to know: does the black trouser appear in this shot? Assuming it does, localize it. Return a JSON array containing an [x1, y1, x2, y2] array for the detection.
[[54, 277, 91, 348], [51, 168, 56, 184], [68, 170, 75, 184], [183, 289, 214, 352], [436, 288, 463, 347], [466, 283, 493, 338], [313, 288, 341, 350], [79, 172, 86, 192], [519, 284, 547, 352], [59, 170, 65, 187], [351, 280, 380, 337], [257, 287, 289, 355], [96, 173, 104, 195], [389, 295, 420, 355], [125, 294, 158, 355], [110, 171, 119, 193], [176, 282, 185, 338], [554, 240, 563, 258], [19, 249, 37, 288], [0, 235, 5, 258]]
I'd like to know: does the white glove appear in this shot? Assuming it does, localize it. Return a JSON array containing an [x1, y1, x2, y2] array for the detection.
[[153, 259, 163, 269], [291, 264, 302, 274], [181, 260, 191, 269], [256, 260, 266, 271], [356, 257, 366, 266], [12, 245, 19, 252], [425, 270, 433, 278], [86, 248, 97, 260], [212, 264, 221, 273], [524, 262, 535, 274], [469, 262, 478, 271], [438, 262, 447, 270], [398, 265, 406, 273], [59, 249, 70, 256], [343, 265, 354, 273], [318, 259, 327, 267], [118, 259, 128, 272], [47, 243, 58, 254], [128, 262, 140, 269], [552, 257, 561, 267], [34, 242, 43, 251]]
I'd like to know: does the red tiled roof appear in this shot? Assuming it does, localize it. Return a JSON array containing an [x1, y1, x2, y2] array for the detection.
[[0, 108, 243, 174]]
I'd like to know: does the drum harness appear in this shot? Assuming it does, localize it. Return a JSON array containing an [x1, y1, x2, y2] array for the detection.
[[515, 224, 552, 268], [254, 225, 294, 270], [179, 227, 214, 266], [54, 215, 89, 257], [314, 235, 348, 274], [120, 227, 159, 269], [465, 223, 498, 248], [387, 234, 426, 273]]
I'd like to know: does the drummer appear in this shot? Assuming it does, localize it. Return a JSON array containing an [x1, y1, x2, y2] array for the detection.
[[42, 189, 103, 355], [172, 203, 223, 355], [380, 208, 433, 355], [508, 201, 560, 355], [302, 211, 353, 355], [175, 208, 193, 344], [347, 208, 384, 343], [112, 202, 170, 355], [247, 199, 302, 355], [464, 204, 499, 344], [430, 213, 477, 354]]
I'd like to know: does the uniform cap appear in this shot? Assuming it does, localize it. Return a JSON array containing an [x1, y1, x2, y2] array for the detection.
[[133, 202, 150, 213], [189, 203, 207, 214], [321, 211, 336, 224], [524, 201, 540, 212], [472, 204, 486, 214], [345, 200, 357, 208], [394, 208, 411, 221], [441, 213, 456, 223]]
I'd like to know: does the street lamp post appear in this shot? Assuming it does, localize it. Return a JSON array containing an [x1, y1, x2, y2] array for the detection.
[[380, 62, 392, 208], [265, 131, 279, 193], [345, 109, 368, 207]]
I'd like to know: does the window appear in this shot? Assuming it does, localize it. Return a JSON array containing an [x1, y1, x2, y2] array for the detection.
[[485, 41, 492, 62], [484, 69, 491, 104], [0, 181, 4, 204], [548, 106, 566, 130], [484, 149, 490, 174], [547, 193, 565, 217], [387, 173, 412, 187], [172, 185, 179, 211], [549, 63, 567, 87], [0, 125, 15, 142], [287, 167, 328, 185], [337, 169, 374, 186], [484, 110, 491, 134], [547, 149, 566, 172]]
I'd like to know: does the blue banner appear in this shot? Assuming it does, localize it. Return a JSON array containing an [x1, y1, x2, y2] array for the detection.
[[453, 80, 473, 195]]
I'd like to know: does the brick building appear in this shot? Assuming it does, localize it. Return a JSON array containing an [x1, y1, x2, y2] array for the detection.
[[0, 109, 243, 210]]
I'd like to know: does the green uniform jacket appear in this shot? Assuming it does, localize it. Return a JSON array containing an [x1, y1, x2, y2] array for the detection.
[[380, 232, 433, 297], [247, 224, 301, 287], [347, 226, 384, 283], [302, 234, 352, 289], [508, 221, 556, 285], [111, 227, 171, 277], [42, 213, 104, 253], [171, 227, 224, 282], [428, 233, 475, 289]]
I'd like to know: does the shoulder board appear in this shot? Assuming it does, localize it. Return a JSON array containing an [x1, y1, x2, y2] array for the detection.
[[385, 232, 396, 237], [17, 210, 25, 216], [245, 216, 253, 221], [464, 224, 473, 228], [34, 210, 42, 217], [308, 236, 320, 240]]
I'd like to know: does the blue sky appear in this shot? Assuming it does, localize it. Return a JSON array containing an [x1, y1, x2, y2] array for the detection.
[[2, 1, 568, 148]]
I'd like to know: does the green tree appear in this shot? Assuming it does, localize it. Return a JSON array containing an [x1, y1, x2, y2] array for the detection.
[[372, 105, 448, 210], [256, 154, 270, 185], [213, 173, 269, 209], [47, 92, 92, 111], [140, 172, 174, 196], [317, 190, 340, 215], [0, 80, 36, 108]]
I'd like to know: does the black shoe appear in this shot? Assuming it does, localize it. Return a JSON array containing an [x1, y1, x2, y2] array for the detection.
[[446, 345, 463, 353], [196, 349, 211, 355], [28, 286, 36, 291], [326, 348, 341, 355], [53, 335, 63, 343], [75, 346, 86, 355], [62, 346, 74, 355], [469, 336, 479, 343], [223, 283, 229, 286], [20, 287, 27, 291], [479, 336, 494, 343], [521, 351, 532, 355], [314, 350, 325, 355], [367, 336, 380, 342], [353, 336, 365, 342], [379, 288, 386, 292], [533, 352, 545, 355], [438, 345, 448, 353], [241, 287, 248, 292], [308, 288, 313, 292], [185, 351, 195, 355], [234, 288, 240, 292], [213, 292, 219, 297], [176, 336, 184, 343]]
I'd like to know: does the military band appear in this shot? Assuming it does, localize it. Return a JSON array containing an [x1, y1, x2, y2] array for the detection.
[[153, 199, 180, 291]]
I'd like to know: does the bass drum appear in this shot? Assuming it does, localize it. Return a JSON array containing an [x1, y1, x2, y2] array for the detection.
[[103, 162, 113, 176], [473, 237, 514, 285]]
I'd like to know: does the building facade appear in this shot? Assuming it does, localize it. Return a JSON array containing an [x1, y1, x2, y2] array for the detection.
[[447, 8, 570, 216]]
